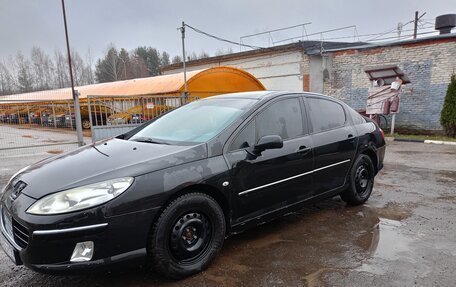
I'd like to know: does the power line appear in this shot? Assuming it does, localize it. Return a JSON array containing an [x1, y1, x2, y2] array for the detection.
[[313, 26, 435, 42], [273, 25, 358, 44], [184, 24, 264, 50]]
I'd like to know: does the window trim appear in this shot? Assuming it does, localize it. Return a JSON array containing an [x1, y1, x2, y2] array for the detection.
[[225, 95, 308, 153], [304, 96, 347, 135], [227, 118, 256, 152]]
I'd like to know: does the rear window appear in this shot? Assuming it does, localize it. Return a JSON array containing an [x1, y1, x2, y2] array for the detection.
[[307, 98, 346, 132]]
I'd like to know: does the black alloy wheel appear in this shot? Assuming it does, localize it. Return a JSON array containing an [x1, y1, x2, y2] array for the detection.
[[340, 154, 375, 205]]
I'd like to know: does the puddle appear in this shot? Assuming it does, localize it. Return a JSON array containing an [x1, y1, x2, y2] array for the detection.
[[357, 218, 414, 275], [375, 202, 413, 221]]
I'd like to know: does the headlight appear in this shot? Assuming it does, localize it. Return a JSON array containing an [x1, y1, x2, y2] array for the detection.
[[27, 177, 134, 215]]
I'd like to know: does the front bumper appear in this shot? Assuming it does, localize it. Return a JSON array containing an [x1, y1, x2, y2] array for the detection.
[[0, 197, 160, 274]]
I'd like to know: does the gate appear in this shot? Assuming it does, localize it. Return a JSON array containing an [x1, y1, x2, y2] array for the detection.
[[87, 95, 199, 142]]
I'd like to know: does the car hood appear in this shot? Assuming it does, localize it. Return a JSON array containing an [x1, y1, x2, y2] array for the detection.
[[14, 138, 207, 199]]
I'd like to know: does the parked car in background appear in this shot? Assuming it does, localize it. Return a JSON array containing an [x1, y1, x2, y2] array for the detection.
[[0, 91, 385, 279], [64, 105, 110, 129], [107, 104, 173, 126]]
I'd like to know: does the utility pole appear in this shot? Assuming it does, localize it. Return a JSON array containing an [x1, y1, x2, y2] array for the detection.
[[413, 11, 419, 39], [413, 11, 427, 39], [61, 0, 84, 146], [178, 21, 188, 97]]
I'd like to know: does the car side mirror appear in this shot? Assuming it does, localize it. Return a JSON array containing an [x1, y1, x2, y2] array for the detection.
[[251, 134, 283, 155]]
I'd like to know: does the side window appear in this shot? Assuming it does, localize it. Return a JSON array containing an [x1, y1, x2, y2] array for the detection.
[[229, 120, 255, 151], [307, 98, 346, 132], [256, 98, 304, 140], [349, 108, 366, 125]]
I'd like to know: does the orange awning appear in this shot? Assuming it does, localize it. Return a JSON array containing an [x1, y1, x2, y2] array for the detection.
[[0, 66, 265, 103]]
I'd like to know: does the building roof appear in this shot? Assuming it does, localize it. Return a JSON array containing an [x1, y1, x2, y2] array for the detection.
[[162, 33, 456, 71], [161, 41, 367, 72], [0, 66, 266, 103]]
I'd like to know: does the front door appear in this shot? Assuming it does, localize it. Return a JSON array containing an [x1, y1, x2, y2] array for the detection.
[[224, 97, 314, 223]]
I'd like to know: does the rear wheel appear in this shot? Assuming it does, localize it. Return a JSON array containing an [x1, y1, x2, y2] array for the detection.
[[148, 193, 225, 279], [340, 154, 375, 205]]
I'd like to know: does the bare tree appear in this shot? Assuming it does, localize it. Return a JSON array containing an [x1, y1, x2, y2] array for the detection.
[[171, 55, 182, 64], [54, 49, 69, 88], [31, 47, 54, 90], [15, 52, 34, 92], [198, 50, 210, 59], [161, 51, 170, 66], [84, 48, 95, 85], [188, 52, 198, 61], [0, 59, 14, 95], [95, 45, 123, 83]]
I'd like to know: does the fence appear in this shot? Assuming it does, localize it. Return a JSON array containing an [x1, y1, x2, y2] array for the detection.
[[87, 94, 199, 141], [0, 90, 86, 159]]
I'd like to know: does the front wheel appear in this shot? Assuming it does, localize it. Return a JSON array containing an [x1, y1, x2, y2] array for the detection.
[[340, 154, 375, 205], [148, 193, 226, 279]]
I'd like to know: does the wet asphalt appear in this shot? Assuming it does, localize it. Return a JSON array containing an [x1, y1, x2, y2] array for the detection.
[[0, 141, 455, 286]]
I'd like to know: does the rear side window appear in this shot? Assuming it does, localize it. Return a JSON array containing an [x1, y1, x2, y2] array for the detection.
[[349, 108, 366, 125], [307, 98, 346, 132], [256, 98, 304, 140]]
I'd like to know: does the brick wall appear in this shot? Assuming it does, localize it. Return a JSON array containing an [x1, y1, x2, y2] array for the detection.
[[323, 39, 456, 132]]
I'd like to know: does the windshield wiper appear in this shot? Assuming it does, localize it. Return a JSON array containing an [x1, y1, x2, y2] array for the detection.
[[130, 137, 170, 145]]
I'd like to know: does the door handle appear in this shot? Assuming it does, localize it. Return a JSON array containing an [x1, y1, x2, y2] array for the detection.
[[348, 134, 355, 143], [297, 145, 311, 155]]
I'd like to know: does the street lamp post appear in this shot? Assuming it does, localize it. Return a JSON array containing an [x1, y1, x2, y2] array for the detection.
[[61, 0, 84, 146]]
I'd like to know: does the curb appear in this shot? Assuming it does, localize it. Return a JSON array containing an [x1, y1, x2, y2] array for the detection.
[[393, 138, 424, 143], [387, 137, 456, 145], [423, 140, 456, 146]]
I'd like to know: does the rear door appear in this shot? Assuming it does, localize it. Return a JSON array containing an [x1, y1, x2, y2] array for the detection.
[[225, 96, 314, 222], [305, 97, 357, 195]]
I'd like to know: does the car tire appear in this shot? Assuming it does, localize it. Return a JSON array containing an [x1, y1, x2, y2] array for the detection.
[[82, 119, 91, 129], [340, 154, 375, 205], [148, 192, 226, 279]]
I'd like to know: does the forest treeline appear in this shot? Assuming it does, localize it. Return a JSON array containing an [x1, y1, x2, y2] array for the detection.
[[0, 45, 233, 96]]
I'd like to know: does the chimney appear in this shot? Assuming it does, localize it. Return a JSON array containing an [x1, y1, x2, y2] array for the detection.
[[435, 14, 456, 34]]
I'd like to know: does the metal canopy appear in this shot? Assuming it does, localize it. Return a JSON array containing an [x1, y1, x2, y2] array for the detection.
[[0, 66, 266, 103], [364, 65, 410, 85]]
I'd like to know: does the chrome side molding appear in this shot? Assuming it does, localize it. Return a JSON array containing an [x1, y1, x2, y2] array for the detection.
[[238, 159, 351, 196]]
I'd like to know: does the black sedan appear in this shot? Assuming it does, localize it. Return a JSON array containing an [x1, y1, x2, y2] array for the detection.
[[0, 91, 385, 278]]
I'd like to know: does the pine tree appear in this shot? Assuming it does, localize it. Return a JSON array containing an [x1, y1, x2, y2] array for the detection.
[[440, 74, 456, 137]]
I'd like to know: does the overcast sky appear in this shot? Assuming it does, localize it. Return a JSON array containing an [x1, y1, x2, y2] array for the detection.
[[0, 0, 454, 61]]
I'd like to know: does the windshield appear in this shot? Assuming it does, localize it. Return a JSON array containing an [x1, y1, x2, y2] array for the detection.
[[130, 98, 257, 144]]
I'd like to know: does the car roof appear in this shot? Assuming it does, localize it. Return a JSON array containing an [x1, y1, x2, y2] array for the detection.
[[204, 91, 343, 104]]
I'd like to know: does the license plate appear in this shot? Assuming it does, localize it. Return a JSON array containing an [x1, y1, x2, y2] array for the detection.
[[0, 232, 16, 264]]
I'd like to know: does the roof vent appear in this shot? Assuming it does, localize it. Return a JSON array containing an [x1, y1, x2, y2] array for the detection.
[[435, 14, 456, 34]]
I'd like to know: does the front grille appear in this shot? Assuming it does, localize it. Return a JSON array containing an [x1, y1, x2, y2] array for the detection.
[[12, 219, 29, 248]]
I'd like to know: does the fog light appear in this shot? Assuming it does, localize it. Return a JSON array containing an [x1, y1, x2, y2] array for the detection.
[[70, 241, 94, 262]]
